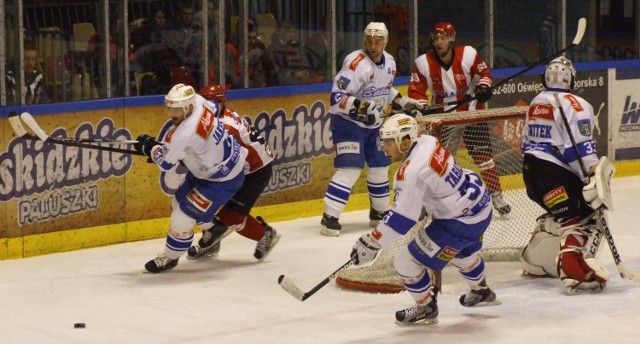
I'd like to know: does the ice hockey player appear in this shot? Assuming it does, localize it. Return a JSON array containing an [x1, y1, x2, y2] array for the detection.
[[520, 56, 613, 294], [135, 83, 247, 273], [350, 113, 500, 325], [321, 21, 426, 236], [186, 84, 280, 261], [408, 21, 511, 216]]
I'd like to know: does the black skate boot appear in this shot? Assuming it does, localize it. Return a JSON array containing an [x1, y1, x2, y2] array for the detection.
[[459, 279, 501, 307], [144, 254, 179, 273], [187, 220, 232, 259], [491, 192, 511, 216], [369, 208, 388, 227], [254, 216, 281, 261], [395, 298, 439, 325], [320, 213, 341, 237]]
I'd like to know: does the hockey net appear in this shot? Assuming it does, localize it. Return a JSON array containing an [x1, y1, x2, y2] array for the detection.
[[336, 106, 541, 293]]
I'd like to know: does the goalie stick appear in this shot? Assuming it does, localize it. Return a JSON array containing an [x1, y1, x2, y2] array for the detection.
[[426, 17, 587, 114], [552, 93, 640, 282], [8, 112, 144, 156], [278, 257, 356, 301]]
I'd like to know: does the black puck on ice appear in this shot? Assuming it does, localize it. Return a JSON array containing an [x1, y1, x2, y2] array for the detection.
[[74, 323, 86, 329]]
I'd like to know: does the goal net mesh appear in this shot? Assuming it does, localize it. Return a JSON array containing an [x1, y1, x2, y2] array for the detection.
[[336, 106, 541, 293]]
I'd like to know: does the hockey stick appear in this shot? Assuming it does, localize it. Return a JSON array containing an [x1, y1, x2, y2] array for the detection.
[[18, 112, 138, 144], [436, 17, 587, 114], [8, 112, 144, 156], [552, 93, 640, 282], [278, 257, 356, 301]]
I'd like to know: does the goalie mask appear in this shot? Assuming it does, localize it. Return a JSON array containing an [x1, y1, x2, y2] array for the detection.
[[379, 113, 419, 149], [542, 57, 576, 91]]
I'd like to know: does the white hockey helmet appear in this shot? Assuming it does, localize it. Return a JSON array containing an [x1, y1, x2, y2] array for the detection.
[[363, 22, 388, 43], [543, 56, 576, 91], [379, 113, 419, 148], [165, 83, 196, 113]]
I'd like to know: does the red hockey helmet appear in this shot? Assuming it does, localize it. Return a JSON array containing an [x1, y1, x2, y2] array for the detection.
[[430, 22, 456, 42], [199, 84, 226, 105]]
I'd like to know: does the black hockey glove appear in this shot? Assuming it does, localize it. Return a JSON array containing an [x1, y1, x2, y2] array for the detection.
[[474, 84, 492, 103], [135, 134, 159, 158], [350, 99, 379, 125]]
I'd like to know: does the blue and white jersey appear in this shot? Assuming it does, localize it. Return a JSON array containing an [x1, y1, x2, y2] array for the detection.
[[329, 49, 400, 128], [522, 90, 597, 180], [151, 94, 247, 182], [376, 135, 492, 242]]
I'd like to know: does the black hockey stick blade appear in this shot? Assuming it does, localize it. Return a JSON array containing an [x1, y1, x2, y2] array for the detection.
[[278, 258, 356, 301], [21, 134, 144, 156]]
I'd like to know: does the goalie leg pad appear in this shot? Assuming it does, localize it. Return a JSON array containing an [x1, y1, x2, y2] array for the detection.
[[557, 230, 609, 292], [520, 215, 561, 277]]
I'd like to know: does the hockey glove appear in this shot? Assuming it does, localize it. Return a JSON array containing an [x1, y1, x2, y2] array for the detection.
[[352, 100, 380, 125], [396, 96, 427, 111], [474, 84, 492, 103], [351, 233, 381, 265], [135, 134, 159, 158]]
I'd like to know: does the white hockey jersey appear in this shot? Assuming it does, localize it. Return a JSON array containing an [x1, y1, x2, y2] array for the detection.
[[153, 95, 247, 182], [522, 90, 597, 180], [329, 50, 400, 128], [216, 106, 273, 174], [377, 135, 492, 242]]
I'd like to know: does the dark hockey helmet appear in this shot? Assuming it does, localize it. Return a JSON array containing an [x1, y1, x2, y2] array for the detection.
[[431, 22, 456, 42], [199, 84, 226, 106]]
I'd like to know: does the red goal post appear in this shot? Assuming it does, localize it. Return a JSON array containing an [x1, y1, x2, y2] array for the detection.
[[336, 106, 542, 293]]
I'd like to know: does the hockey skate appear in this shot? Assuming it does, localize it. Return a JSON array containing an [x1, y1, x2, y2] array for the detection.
[[320, 213, 341, 237], [368, 208, 388, 227], [459, 286, 501, 307], [491, 192, 511, 216], [187, 222, 233, 259], [395, 298, 439, 326], [254, 216, 281, 261], [144, 254, 179, 273]]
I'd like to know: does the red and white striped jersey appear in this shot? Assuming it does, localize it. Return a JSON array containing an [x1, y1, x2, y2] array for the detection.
[[216, 106, 273, 174], [408, 46, 493, 112]]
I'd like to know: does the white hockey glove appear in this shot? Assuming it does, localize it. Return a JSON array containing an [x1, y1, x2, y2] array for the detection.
[[351, 233, 381, 265], [396, 96, 427, 111]]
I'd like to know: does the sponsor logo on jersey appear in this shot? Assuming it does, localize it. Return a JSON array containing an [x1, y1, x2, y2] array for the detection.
[[336, 141, 360, 155], [577, 119, 591, 136], [565, 94, 584, 112], [362, 86, 391, 98], [164, 127, 176, 142], [196, 107, 215, 139], [454, 73, 466, 82], [349, 53, 366, 71], [187, 188, 212, 212], [620, 95, 640, 132], [416, 230, 440, 258], [528, 104, 555, 121], [397, 159, 410, 181], [438, 246, 460, 261], [337, 76, 351, 90], [543, 186, 569, 208], [429, 143, 450, 176]]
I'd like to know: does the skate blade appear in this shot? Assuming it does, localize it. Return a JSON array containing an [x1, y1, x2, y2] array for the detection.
[[186, 248, 219, 260], [256, 233, 282, 262], [467, 300, 502, 307], [320, 227, 340, 237], [395, 318, 439, 326]]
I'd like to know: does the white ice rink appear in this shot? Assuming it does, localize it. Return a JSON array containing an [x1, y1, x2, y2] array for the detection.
[[1, 176, 639, 344]]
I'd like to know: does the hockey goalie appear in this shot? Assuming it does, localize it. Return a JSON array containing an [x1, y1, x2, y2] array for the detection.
[[519, 57, 614, 294]]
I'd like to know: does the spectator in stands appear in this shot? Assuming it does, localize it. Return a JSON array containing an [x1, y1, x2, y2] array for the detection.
[[268, 21, 314, 85], [241, 26, 280, 87], [130, 3, 168, 52], [6, 39, 49, 105], [304, 20, 343, 83], [161, 0, 202, 88]]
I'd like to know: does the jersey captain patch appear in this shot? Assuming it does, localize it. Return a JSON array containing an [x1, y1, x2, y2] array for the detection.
[[196, 107, 215, 139]]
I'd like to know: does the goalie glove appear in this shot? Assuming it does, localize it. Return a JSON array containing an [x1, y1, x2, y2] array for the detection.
[[396, 96, 427, 111], [350, 233, 381, 265], [474, 84, 492, 103], [582, 156, 615, 210]]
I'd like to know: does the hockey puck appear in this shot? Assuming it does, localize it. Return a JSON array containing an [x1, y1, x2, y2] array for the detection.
[[74, 323, 86, 329]]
